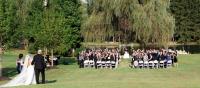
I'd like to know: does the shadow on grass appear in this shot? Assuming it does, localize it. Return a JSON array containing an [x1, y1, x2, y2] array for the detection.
[[59, 57, 77, 65], [45, 80, 57, 84], [2, 68, 18, 77]]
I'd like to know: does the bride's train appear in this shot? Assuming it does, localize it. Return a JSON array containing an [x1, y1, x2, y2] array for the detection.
[[0, 55, 36, 88]]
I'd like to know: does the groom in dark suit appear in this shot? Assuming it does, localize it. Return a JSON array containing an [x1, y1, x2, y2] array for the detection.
[[31, 50, 46, 84]]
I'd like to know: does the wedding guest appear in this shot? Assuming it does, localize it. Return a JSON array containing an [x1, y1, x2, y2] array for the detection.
[[93, 53, 98, 69], [173, 52, 178, 67], [53, 56, 60, 65], [45, 55, 51, 66], [143, 53, 149, 62], [16, 54, 23, 73]]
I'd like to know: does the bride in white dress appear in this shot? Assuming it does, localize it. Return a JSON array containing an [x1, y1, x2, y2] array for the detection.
[[1, 54, 36, 88]]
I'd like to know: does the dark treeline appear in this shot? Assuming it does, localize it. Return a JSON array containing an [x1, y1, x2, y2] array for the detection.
[[170, 0, 200, 43]]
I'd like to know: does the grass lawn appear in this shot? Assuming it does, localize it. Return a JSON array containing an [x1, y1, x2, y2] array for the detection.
[[0, 52, 200, 88]]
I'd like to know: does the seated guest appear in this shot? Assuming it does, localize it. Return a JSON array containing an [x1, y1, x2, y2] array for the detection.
[[151, 52, 157, 61], [89, 52, 94, 61], [148, 53, 153, 61], [160, 53, 165, 61], [163, 53, 171, 67], [157, 52, 162, 61], [166, 53, 172, 62], [143, 53, 149, 62], [45, 55, 51, 66], [110, 53, 115, 61], [54, 56, 60, 65]]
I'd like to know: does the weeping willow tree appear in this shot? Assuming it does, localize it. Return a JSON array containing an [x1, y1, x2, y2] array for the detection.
[[132, 0, 175, 48], [81, 0, 175, 47], [81, 0, 114, 42]]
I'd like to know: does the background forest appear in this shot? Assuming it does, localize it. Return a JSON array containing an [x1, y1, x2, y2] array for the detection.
[[0, 0, 200, 54]]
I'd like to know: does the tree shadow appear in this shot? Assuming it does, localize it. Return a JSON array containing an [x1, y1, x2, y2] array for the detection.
[[2, 67, 18, 77], [59, 57, 77, 65], [45, 80, 57, 84]]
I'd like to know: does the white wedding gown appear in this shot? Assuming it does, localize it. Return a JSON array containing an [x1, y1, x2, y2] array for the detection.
[[0, 55, 36, 88]]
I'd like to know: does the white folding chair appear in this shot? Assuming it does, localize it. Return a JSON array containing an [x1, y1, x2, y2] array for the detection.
[[159, 60, 165, 68], [89, 60, 94, 67], [97, 61, 101, 68], [143, 61, 149, 68], [101, 61, 106, 68], [133, 61, 138, 68], [84, 60, 89, 68], [111, 61, 116, 68], [154, 60, 159, 69], [106, 61, 111, 68], [167, 60, 172, 68], [148, 61, 154, 69], [138, 61, 144, 68]]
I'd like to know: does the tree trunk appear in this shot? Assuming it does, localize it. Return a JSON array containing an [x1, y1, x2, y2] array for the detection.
[[51, 49, 54, 67], [24, 39, 29, 50], [43, 47, 47, 65], [113, 36, 115, 42], [72, 48, 75, 57], [119, 36, 121, 43], [43, 47, 48, 56], [0, 47, 3, 77], [43, 0, 48, 7]]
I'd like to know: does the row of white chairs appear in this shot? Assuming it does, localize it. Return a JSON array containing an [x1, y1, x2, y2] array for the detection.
[[84, 60, 117, 68], [132, 60, 173, 68]]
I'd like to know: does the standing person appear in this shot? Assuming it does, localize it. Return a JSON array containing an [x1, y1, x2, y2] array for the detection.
[[93, 53, 97, 69], [16, 54, 23, 73], [173, 52, 178, 67], [77, 53, 80, 67], [31, 50, 46, 84], [77, 53, 84, 68]]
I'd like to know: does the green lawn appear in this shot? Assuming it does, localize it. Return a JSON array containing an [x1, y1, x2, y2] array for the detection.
[[1, 53, 200, 88]]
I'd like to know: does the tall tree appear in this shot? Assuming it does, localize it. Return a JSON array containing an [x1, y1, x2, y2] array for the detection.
[[133, 0, 175, 47], [0, 0, 18, 77], [81, 0, 175, 47], [33, 0, 81, 55]]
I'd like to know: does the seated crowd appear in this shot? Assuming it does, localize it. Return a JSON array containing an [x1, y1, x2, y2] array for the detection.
[[130, 49, 178, 68], [77, 48, 120, 69]]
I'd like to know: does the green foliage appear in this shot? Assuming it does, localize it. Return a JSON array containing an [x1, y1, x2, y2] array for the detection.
[[33, 0, 81, 54], [0, 0, 16, 47], [133, 0, 175, 48], [170, 0, 200, 43], [74, 46, 85, 56], [82, 0, 175, 47], [0, 0, 81, 54]]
